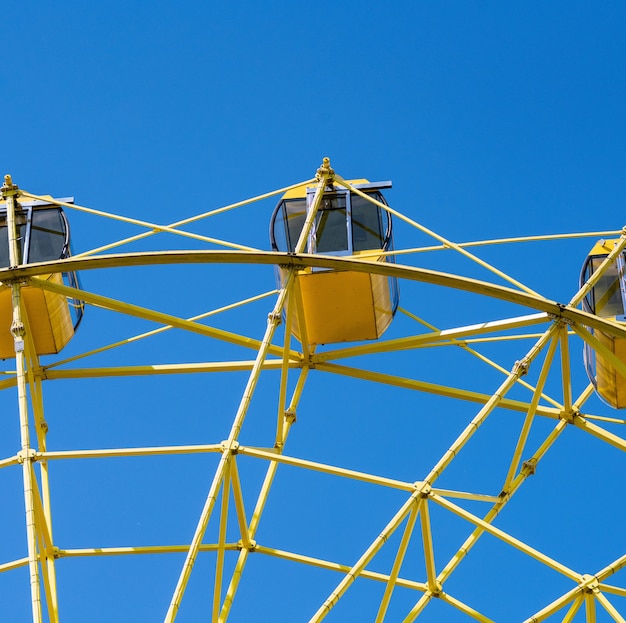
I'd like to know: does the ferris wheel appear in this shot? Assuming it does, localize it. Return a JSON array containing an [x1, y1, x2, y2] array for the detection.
[[0, 159, 624, 622]]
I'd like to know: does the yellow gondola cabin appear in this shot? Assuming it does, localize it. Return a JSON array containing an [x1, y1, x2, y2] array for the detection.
[[270, 179, 399, 345], [580, 239, 626, 408], [0, 195, 83, 358]]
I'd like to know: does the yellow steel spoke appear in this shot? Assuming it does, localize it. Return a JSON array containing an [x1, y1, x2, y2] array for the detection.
[[43, 359, 293, 380], [41, 444, 223, 461], [213, 462, 231, 623], [314, 362, 561, 420], [419, 499, 438, 593], [312, 312, 551, 364], [228, 458, 251, 551], [600, 584, 626, 599], [361, 230, 622, 259], [437, 592, 495, 623], [572, 414, 626, 453], [375, 501, 421, 623], [57, 544, 238, 557], [596, 553, 626, 582], [34, 178, 317, 259], [30, 470, 58, 623], [292, 277, 310, 359], [0, 557, 29, 573], [502, 332, 559, 491], [586, 593, 597, 623], [402, 592, 432, 622], [252, 545, 428, 592], [28, 276, 299, 360], [521, 586, 582, 623], [276, 289, 294, 447], [309, 490, 421, 623], [238, 445, 416, 492], [431, 492, 580, 582], [559, 323, 574, 416], [574, 382, 599, 412], [0, 455, 19, 469], [20, 191, 262, 254], [46, 289, 278, 370], [335, 177, 543, 297], [596, 591, 626, 623], [562, 596, 585, 623], [398, 307, 563, 409]]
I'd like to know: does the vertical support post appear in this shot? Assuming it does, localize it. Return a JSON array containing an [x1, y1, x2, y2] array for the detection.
[[1, 175, 42, 623], [559, 323, 573, 417]]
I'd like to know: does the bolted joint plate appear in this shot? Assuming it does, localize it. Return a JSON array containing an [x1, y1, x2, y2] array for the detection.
[[237, 539, 257, 552], [16, 449, 37, 463], [220, 440, 240, 454]]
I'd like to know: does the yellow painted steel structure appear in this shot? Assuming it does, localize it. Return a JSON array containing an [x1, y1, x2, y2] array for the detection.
[[0, 160, 624, 622]]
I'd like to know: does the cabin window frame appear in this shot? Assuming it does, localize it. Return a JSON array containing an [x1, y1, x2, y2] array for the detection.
[[305, 183, 392, 258], [580, 250, 626, 320], [0, 198, 72, 268]]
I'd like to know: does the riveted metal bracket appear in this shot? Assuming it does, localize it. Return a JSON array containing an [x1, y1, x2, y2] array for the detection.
[[559, 407, 578, 424], [220, 440, 240, 454], [237, 539, 257, 552], [513, 358, 529, 376], [268, 311, 282, 326], [284, 407, 296, 423], [580, 573, 600, 594], [16, 449, 37, 464], [413, 481, 432, 498], [521, 458, 537, 477]]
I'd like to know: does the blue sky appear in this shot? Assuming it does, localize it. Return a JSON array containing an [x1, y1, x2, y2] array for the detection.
[[1, 2, 626, 622]]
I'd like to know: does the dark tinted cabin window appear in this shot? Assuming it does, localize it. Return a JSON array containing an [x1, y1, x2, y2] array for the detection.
[[591, 257, 624, 317], [283, 199, 306, 252], [314, 194, 348, 253], [351, 192, 384, 251], [29, 208, 66, 262], [0, 211, 28, 267]]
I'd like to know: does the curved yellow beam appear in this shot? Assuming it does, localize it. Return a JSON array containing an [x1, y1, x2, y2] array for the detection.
[[2, 250, 625, 340]]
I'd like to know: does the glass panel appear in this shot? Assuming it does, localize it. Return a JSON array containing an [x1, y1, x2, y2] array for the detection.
[[591, 257, 624, 317], [351, 192, 384, 251], [63, 270, 84, 329], [0, 211, 28, 267], [314, 195, 348, 253], [284, 199, 306, 252], [581, 258, 594, 312], [28, 208, 67, 262]]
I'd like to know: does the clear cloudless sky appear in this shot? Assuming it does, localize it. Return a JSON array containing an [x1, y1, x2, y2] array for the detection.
[[1, 2, 625, 622]]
